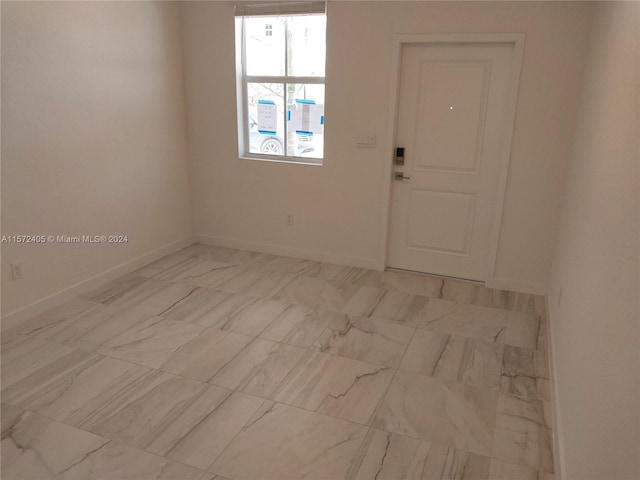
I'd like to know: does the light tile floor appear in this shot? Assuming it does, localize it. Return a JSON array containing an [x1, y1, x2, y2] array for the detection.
[[1, 244, 554, 479]]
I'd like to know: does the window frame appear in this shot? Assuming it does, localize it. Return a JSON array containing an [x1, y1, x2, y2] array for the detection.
[[235, 8, 326, 166]]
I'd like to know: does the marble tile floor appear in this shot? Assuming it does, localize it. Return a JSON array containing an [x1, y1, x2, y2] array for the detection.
[[1, 244, 554, 480]]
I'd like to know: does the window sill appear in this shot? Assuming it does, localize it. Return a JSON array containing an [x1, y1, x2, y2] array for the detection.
[[238, 155, 324, 166]]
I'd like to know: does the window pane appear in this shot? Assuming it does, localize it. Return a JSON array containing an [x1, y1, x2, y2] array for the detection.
[[287, 15, 326, 77], [248, 83, 285, 156], [286, 84, 324, 159], [245, 16, 285, 76]]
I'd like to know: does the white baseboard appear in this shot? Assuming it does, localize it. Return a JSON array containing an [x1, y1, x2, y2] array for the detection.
[[1, 236, 194, 330], [485, 276, 548, 295], [546, 301, 565, 479], [195, 234, 380, 270]]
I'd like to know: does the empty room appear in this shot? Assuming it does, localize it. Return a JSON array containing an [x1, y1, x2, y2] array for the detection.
[[1, 1, 638, 479]]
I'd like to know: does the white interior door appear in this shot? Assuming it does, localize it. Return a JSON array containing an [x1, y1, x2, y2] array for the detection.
[[388, 42, 516, 281]]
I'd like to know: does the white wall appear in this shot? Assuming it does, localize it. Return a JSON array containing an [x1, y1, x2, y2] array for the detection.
[[1, 1, 193, 319], [182, 1, 593, 292], [547, 2, 640, 479]]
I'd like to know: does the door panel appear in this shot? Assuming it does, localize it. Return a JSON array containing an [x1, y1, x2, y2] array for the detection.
[[414, 61, 490, 174], [388, 43, 515, 281], [407, 190, 476, 255]]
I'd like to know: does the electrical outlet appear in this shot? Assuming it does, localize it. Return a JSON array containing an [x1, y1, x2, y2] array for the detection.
[[10, 262, 23, 280], [286, 214, 294, 226]]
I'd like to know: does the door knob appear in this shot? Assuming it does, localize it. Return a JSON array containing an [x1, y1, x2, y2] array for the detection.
[[395, 172, 411, 181]]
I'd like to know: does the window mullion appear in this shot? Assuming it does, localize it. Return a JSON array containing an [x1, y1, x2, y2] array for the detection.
[[242, 16, 250, 157], [246, 76, 325, 84], [284, 18, 290, 156]]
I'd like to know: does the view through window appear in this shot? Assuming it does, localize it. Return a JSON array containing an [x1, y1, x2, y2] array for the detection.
[[236, 8, 326, 163]]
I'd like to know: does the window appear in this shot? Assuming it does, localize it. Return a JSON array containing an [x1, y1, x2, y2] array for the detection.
[[235, 3, 326, 164]]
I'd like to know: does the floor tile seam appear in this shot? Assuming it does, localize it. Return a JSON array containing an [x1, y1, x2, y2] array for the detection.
[[404, 432, 498, 462], [203, 371, 384, 430], [415, 322, 546, 352], [156, 259, 244, 278], [499, 382, 547, 401], [158, 307, 287, 337], [265, 336, 402, 386], [294, 340, 408, 369], [250, 308, 421, 347], [395, 368, 504, 394], [1, 333, 107, 371], [160, 328, 239, 364], [503, 342, 548, 356], [428, 439, 551, 480], [40, 313, 202, 350], [325, 323, 543, 391], [163, 284, 272, 309], [398, 327, 505, 378], [205, 339, 317, 408], [60, 369, 229, 424], [276, 300, 345, 316], [366, 362, 402, 431], [490, 437, 554, 475], [258, 319, 327, 351], [406, 326, 509, 355], [490, 416, 554, 467], [386, 364, 506, 402], [189, 334, 274, 386], [87, 348, 173, 373], [153, 332, 303, 383], [343, 425, 373, 480], [1, 353, 146, 405], [77, 350, 237, 392], [4, 297, 108, 338], [202, 399, 373, 474], [2, 401, 214, 473], [396, 331, 509, 389], [258, 327, 413, 354], [3, 399, 213, 475], [200, 397, 270, 472], [494, 413, 553, 435], [49, 391, 244, 472], [79, 427, 213, 474], [434, 292, 539, 313], [340, 303, 421, 329], [365, 414, 503, 462], [3, 402, 118, 447], [301, 308, 416, 350], [363, 313, 421, 330], [23, 317, 221, 368], [366, 317, 427, 426]]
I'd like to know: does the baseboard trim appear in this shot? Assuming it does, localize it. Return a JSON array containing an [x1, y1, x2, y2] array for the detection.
[[1, 236, 195, 329], [195, 234, 380, 271], [485, 276, 547, 295], [546, 301, 565, 478]]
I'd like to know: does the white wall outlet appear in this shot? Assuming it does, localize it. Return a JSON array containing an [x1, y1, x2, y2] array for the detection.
[[286, 214, 294, 226], [10, 262, 23, 280]]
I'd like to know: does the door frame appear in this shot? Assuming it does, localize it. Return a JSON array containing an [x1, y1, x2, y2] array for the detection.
[[378, 33, 525, 286]]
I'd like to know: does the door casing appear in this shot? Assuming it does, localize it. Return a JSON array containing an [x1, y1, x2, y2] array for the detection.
[[379, 33, 525, 286]]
